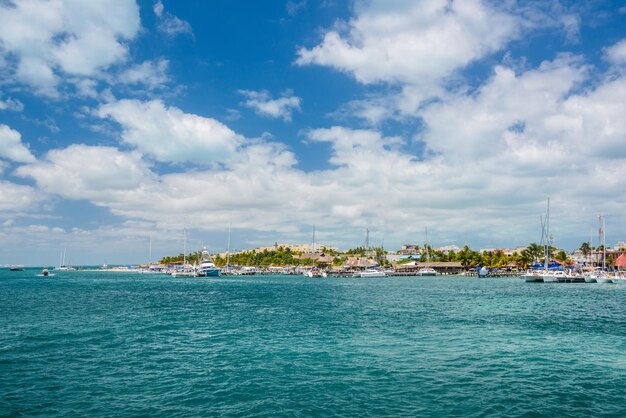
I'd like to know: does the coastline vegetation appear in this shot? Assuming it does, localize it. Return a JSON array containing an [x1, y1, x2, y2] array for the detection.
[[157, 242, 613, 268]]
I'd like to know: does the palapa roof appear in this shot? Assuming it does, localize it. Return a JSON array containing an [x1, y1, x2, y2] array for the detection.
[[343, 256, 377, 268], [316, 254, 334, 264]]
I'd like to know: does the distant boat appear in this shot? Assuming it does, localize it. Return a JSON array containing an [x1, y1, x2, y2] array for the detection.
[[353, 267, 386, 278], [41, 269, 49, 276], [197, 247, 220, 277], [9, 266, 24, 271], [55, 247, 76, 271], [305, 267, 327, 278]]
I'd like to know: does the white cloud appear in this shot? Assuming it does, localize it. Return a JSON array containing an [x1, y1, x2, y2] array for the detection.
[[420, 55, 589, 161], [0, 181, 42, 213], [0, 124, 36, 163], [605, 39, 626, 66], [98, 99, 243, 164], [0, 96, 24, 112], [153, 0, 193, 37], [296, 0, 520, 93], [118, 59, 169, 88], [239, 90, 302, 122], [0, 0, 140, 95], [16, 145, 155, 202]]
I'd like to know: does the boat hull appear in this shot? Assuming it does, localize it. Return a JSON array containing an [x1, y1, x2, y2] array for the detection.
[[197, 268, 220, 277]]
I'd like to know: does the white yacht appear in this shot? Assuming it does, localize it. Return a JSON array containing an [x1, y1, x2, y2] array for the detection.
[[197, 247, 220, 277], [542, 270, 574, 282], [521, 270, 543, 282], [353, 267, 386, 278]]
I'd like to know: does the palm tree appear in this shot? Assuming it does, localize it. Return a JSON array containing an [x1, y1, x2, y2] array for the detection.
[[457, 245, 473, 269], [579, 242, 591, 257], [526, 243, 543, 264], [518, 248, 533, 269]]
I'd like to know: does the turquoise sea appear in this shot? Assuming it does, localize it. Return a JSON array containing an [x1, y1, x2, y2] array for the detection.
[[1, 270, 625, 417]]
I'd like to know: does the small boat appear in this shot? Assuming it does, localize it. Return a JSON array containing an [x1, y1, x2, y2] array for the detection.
[[353, 267, 386, 278], [305, 268, 327, 278], [170, 268, 198, 278], [41, 269, 49, 276], [542, 270, 576, 282], [9, 266, 24, 271], [521, 270, 543, 282], [416, 267, 437, 276]]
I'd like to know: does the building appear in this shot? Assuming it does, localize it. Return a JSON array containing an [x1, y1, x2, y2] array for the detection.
[[397, 245, 421, 255]]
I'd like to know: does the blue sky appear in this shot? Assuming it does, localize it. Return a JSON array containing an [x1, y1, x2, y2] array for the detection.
[[1, 0, 626, 265]]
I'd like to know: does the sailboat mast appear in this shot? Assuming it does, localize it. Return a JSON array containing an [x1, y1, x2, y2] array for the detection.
[[226, 224, 231, 272], [148, 235, 152, 266], [183, 228, 187, 266], [599, 215, 606, 270], [365, 228, 370, 258], [544, 198, 550, 271], [425, 227, 430, 267], [312, 224, 316, 253]]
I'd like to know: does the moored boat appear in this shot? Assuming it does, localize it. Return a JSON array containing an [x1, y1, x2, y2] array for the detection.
[[353, 267, 386, 278], [521, 270, 543, 282], [197, 247, 220, 277]]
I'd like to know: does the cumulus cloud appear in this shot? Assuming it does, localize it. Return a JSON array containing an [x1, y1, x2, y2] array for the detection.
[[0, 124, 36, 163], [16, 145, 155, 202], [0, 181, 42, 213], [153, 0, 193, 37], [0, 0, 140, 95], [239, 90, 302, 122], [296, 0, 520, 93], [98, 99, 243, 164]]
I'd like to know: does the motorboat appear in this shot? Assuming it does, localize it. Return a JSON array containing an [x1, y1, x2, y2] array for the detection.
[[353, 267, 386, 278], [305, 268, 327, 278], [521, 270, 543, 282], [197, 247, 220, 277], [416, 267, 437, 276]]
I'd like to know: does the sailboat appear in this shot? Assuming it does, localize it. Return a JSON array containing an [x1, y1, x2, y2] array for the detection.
[[55, 247, 76, 271], [223, 224, 232, 275], [591, 215, 613, 283], [170, 228, 197, 277], [353, 228, 386, 277], [522, 199, 554, 282], [139, 235, 162, 274], [304, 225, 328, 278], [540, 199, 560, 283], [417, 227, 437, 276]]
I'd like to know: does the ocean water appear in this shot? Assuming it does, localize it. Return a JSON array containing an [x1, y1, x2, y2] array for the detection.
[[1, 270, 625, 417]]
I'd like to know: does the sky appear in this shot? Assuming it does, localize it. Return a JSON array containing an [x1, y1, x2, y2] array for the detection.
[[1, 0, 626, 265]]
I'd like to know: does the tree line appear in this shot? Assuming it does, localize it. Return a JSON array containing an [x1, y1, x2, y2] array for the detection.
[[158, 242, 613, 268]]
